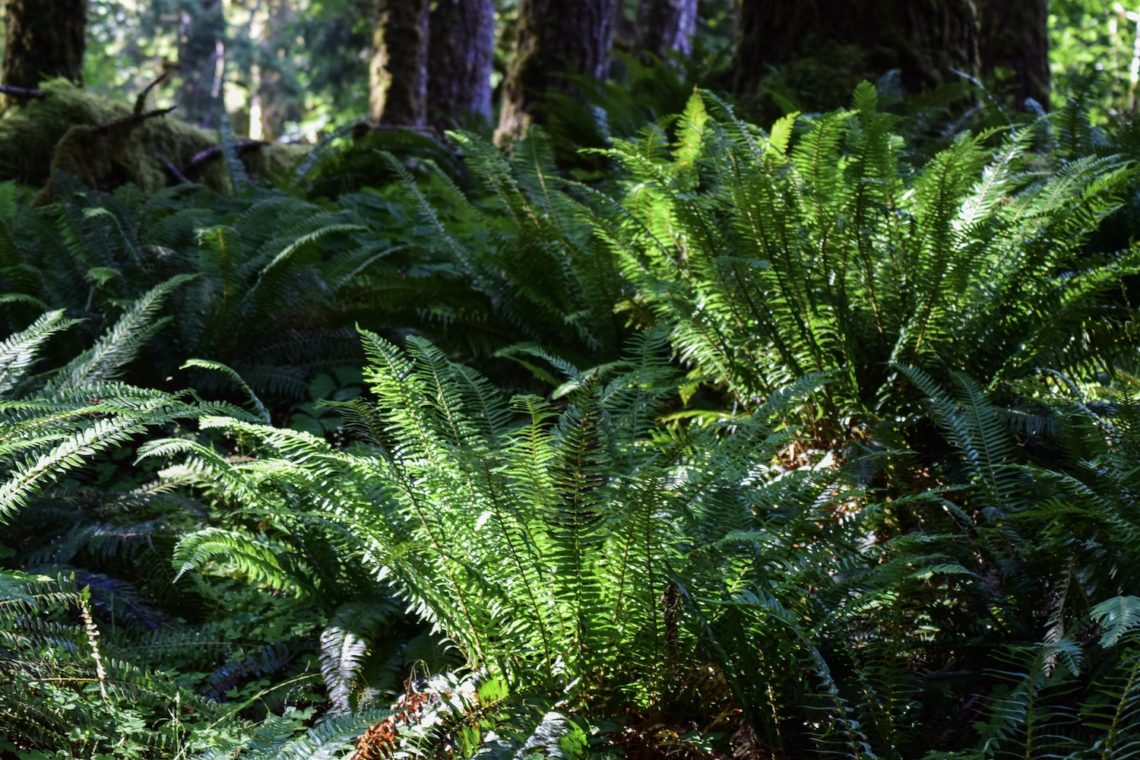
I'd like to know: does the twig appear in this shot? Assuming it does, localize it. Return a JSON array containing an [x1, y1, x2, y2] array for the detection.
[[158, 154, 193, 185], [90, 106, 177, 136], [134, 71, 170, 115], [0, 83, 46, 100]]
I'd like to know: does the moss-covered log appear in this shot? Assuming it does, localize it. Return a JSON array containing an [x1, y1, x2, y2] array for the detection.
[[0, 80, 304, 194]]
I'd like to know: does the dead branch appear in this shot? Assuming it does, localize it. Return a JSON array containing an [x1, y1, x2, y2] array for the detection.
[[186, 139, 267, 172], [90, 106, 178, 136], [157, 154, 193, 185], [0, 84, 46, 100], [134, 72, 170, 115]]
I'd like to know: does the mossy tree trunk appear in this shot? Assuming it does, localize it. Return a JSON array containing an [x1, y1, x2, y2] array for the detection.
[[427, 0, 495, 128], [369, 0, 429, 126], [733, 0, 979, 103], [2, 0, 88, 90], [495, 0, 617, 142], [978, 0, 1049, 108], [637, 0, 698, 60], [176, 0, 227, 128]]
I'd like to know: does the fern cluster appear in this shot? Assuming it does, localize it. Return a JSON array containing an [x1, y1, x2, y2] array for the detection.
[[162, 331, 860, 753], [590, 85, 1138, 441], [0, 285, 263, 755], [3, 82, 1140, 757]]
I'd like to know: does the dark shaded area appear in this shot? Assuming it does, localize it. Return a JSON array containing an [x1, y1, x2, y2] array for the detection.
[[2, 0, 88, 92]]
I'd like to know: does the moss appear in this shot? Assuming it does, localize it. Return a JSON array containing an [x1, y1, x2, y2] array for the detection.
[[0, 80, 120, 184], [0, 79, 305, 194]]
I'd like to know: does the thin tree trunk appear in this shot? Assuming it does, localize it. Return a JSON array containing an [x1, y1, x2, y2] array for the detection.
[[638, 0, 698, 60], [428, 0, 495, 128], [177, 0, 227, 128], [249, 0, 298, 140], [978, 0, 1050, 108], [495, 0, 617, 143], [369, 0, 429, 126], [732, 0, 979, 101], [2, 0, 88, 90]]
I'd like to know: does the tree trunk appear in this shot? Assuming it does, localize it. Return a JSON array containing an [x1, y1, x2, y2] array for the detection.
[[427, 0, 495, 128], [495, 0, 617, 142], [732, 0, 979, 103], [250, 0, 299, 140], [977, 0, 1049, 108], [637, 0, 698, 60], [2, 0, 87, 90], [176, 0, 227, 128], [369, 0, 429, 126]]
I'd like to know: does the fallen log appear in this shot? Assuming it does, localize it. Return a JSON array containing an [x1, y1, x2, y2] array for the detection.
[[0, 79, 305, 194]]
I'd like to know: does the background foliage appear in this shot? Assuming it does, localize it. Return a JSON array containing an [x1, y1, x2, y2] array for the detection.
[[2, 2, 1140, 758]]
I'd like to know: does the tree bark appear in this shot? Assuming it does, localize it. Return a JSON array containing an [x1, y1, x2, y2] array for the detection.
[[369, 0, 429, 126], [637, 0, 698, 60], [977, 0, 1049, 108], [176, 0, 227, 128], [732, 0, 980, 101], [2, 0, 88, 90], [495, 0, 617, 143], [250, 0, 300, 140], [427, 0, 495, 128]]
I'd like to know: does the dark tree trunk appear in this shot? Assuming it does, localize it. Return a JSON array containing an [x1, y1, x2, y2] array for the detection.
[[428, 0, 495, 128], [733, 0, 979, 103], [637, 0, 698, 60], [495, 0, 617, 142], [369, 0, 429, 126], [2, 0, 87, 90], [978, 0, 1050, 108], [176, 0, 227, 128]]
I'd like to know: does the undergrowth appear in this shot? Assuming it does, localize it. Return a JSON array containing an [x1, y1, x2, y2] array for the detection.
[[2, 83, 1139, 757]]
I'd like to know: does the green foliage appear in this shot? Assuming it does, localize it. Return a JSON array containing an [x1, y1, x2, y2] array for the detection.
[[395, 129, 629, 369], [0, 127, 642, 406], [1050, 1, 1140, 118], [590, 87, 1138, 443], [898, 372, 1140, 758], [159, 331, 879, 753], [0, 180, 407, 402], [0, 283, 260, 755], [3, 82, 1140, 758]]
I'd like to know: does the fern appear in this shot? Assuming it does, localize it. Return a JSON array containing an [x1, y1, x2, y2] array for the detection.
[[589, 86, 1139, 447], [162, 330, 983, 755]]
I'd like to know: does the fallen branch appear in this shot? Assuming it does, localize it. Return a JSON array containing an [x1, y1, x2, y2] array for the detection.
[[157, 154, 193, 185], [90, 106, 178, 136], [186, 139, 267, 173], [0, 84, 46, 100]]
